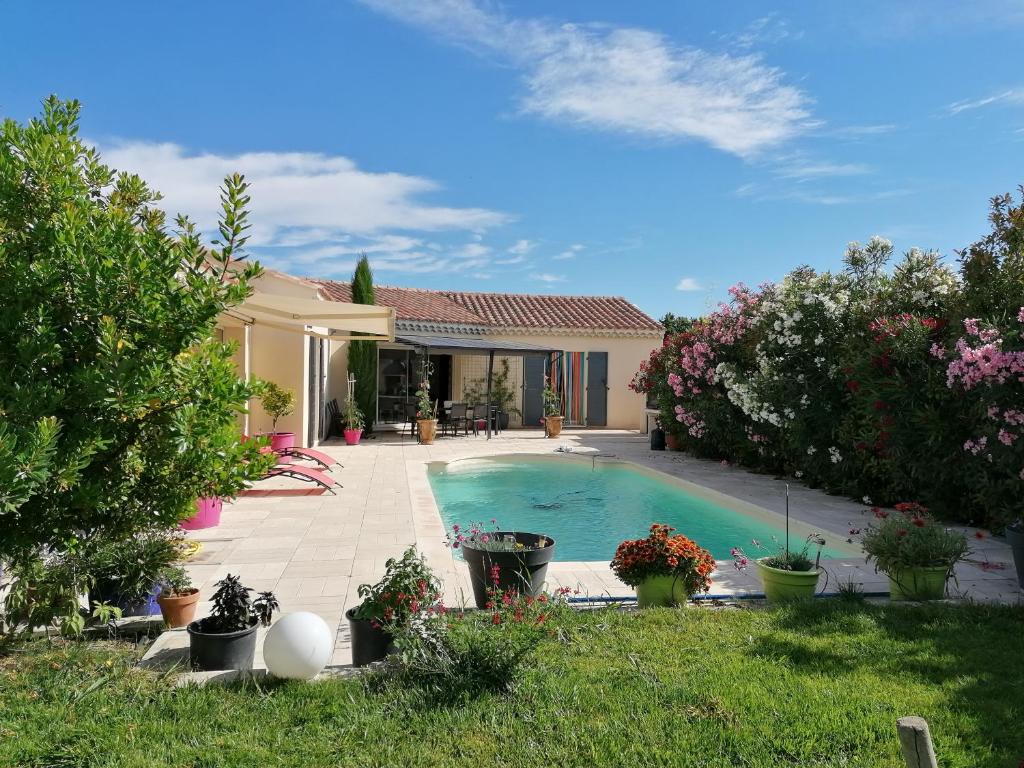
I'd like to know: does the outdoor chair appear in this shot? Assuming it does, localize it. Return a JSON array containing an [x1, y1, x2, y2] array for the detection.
[[262, 463, 341, 494], [448, 402, 469, 436], [242, 434, 341, 470], [403, 402, 418, 437]]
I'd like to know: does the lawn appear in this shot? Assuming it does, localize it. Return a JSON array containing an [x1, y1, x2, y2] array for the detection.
[[1, 601, 1021, 768]]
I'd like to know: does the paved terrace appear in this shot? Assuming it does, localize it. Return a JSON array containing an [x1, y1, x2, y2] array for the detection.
[[155, 429, 1021, 670]]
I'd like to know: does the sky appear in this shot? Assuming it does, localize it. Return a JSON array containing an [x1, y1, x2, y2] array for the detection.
[[3, 1, 1024, 319]]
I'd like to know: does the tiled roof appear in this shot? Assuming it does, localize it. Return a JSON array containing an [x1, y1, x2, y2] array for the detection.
[[315, 282, 488, 325], [313, 280, 662, 333]]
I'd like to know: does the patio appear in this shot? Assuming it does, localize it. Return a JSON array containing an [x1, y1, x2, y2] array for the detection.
[[154, 429, 1023, 671]]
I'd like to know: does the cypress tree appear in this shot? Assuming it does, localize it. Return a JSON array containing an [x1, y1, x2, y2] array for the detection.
[[348, 255, 377, 432]]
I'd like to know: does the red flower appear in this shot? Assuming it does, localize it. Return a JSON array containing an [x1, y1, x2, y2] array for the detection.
[[846, 380, 861, 392], [974, 531, 986, 540], [491, 612, 501, 625], [872, 507, 889, 519], [911, 517, 926, 528], [896, 529, 908, 537]]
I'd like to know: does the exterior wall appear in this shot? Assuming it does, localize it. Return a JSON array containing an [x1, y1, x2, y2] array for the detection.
[[327, 327, 661, 432], [488, 331, 660, 431]]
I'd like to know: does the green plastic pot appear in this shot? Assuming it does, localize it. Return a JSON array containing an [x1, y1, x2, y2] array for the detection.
[[634, 574, 690, 607], [887, 566, 949, 601], [755, 558, 820, 602]]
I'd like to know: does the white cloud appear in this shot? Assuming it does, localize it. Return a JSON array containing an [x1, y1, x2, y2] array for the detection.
[[507, 238, 535, 254], [531, 272, 566, 283], [947, 88, 1024, 115], [494, 254, 528, 265], [675, 277, 703, 291], [720, 13, 803, 50], [359, 0, 814, 157], [777, 160, 871, 181], [98, 140, 512, 247], [553, 243, 585, 260]]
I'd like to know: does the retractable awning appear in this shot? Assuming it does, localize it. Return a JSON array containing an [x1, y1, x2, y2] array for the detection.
[[393, 333, 554, 355], [228, 292, 396, 341]]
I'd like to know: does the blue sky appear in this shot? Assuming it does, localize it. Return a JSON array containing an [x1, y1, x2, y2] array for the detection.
[[3, 1, 1023, 319]]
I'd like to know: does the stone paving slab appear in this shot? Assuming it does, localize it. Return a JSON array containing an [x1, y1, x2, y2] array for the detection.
[[162, 428, 1022, 676]]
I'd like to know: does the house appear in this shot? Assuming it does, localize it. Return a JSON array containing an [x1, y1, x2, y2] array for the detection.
[[316, 282, 663, 432]]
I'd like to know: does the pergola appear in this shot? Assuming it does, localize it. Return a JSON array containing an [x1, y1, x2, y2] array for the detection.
[[394, 333, 558, 439]]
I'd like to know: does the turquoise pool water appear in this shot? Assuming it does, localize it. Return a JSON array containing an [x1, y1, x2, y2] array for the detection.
[[428, 455, 847, 562]]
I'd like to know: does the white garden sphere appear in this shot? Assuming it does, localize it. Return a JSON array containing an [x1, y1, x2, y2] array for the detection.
[[263, 611, 333, 680]]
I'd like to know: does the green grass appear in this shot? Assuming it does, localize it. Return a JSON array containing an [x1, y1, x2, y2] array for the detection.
[[1, 601, 1022, 767]]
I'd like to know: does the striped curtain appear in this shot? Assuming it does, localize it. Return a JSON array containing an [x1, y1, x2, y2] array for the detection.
[[549, 351, 586, 425]]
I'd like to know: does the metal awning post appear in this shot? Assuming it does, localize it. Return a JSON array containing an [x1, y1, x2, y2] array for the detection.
[[485, 349, 494, 440]]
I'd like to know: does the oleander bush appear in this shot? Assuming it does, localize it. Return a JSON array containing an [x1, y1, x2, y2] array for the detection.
[[633, 189, 1024, 526]]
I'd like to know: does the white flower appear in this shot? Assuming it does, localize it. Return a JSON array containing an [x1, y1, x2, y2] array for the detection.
[[862, 496, 872, 504], [828, 446, 843, 464], [806, 445, 817, 455]]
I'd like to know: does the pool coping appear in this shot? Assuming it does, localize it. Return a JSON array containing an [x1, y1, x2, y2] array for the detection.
[[406, 446, 867, 601]]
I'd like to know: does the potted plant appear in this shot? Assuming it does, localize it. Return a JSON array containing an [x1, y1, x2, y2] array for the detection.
[[664, 427, 682, 451], [610, 524, 715, 607], [156, 566, 200, 628], [258, 380, 296, 454], [732, 532, 826, 603], [542, 380, 563, 438], [861, 502, 969, 600], [1007, 516, 1024, 589], [415, 378, 437, 445], [85, 529, 184, 617], [447, 520, 556, 609], [347, 547, 441, 667], [341, 396, 365, 446], [187, 574, 278, 671]]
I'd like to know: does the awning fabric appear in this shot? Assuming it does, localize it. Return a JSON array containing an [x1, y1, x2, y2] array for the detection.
[[230, 292, 395, 341], [393, 333, 555, 355]]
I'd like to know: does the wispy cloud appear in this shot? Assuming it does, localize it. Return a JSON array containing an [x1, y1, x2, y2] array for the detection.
[[719, 13, 803, 50], [507, 238, 535, 255], [99, 140, 512, 247], [947, 88, 1024, 115], [675, 277, 703, 291], [531, 272, 566, 283], [553, 243, 585, 260], [830, 123, 898, 139], [359, 0, 814, 157], [776, 160, 871, 181]]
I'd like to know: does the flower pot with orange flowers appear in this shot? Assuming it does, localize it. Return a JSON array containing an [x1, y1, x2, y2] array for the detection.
[[861, 502, 968, 601], [610, 524, 715, 607]]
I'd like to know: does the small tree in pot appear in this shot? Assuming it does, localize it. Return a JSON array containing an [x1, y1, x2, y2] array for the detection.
[[861, 502, 969, 600], [415, 379, 437, 445], [542, 379, 563, 438], [257, 381, 296, 453], [347, 547, 441, 667], [342, 397, 365, 446], [187, 574, 278, 671]]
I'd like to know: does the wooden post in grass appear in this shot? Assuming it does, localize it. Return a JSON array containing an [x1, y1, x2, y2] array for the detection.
[[897, 716, 938, 768]]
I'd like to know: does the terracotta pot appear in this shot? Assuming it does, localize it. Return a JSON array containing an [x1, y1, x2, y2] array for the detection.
[[157, 588, 201, 628], [665, 432, 682, 451], [544, 415, 564, 438], [180, 497, 222, 531], [417, 419, 437, 444], [343, 428, 363, 446]]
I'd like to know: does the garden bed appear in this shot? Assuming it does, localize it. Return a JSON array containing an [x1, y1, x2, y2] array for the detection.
[[2, 601, 1021, 767]]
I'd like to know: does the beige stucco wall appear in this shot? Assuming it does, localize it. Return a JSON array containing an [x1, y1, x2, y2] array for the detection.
[[486, 331, 660, 431], [325, 331, 660, 431]]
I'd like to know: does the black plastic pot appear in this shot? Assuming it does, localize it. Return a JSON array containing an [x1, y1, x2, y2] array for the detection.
[[650, 427, 666, 451], [187, 619, 259, 671], [462, 532, 556, 609], [1006, 523, 1024, 589], [346, 607, 393, 667]]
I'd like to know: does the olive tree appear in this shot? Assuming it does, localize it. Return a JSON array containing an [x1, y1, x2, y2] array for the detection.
[[0, 97, 272, 563]]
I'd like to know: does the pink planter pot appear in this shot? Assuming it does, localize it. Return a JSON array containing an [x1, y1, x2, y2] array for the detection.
[[181, 497, 223, 530], [269, 431, 296, 463], [343, 428, 363, 446]]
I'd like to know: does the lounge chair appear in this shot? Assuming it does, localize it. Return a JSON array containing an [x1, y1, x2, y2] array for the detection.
[[263, 463, 341, 494], [241, 434, 341, 470]]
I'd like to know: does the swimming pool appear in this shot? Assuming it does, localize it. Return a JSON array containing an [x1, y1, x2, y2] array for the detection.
[[428, 455, 850, 562]]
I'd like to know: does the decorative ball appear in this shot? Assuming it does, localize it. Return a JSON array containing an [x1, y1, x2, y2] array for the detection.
[[263, 611, 333, 680]]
